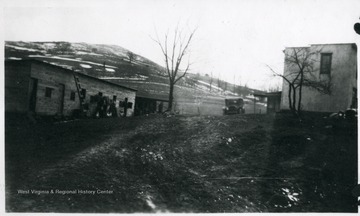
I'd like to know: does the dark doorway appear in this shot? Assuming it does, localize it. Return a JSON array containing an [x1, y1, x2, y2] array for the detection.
[[124, 97, 128, 117], [134, 97, 165, 116], [28, 78, 38, 112], [58, 84, 65, 115]]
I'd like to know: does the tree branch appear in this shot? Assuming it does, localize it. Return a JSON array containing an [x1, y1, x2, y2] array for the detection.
[[174, 62, 191, 84]]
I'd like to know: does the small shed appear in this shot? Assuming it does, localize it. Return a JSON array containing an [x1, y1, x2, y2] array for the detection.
[[253, 91, 282, 114], [134, 91, 169, 116], [265, 92, 282, 114]]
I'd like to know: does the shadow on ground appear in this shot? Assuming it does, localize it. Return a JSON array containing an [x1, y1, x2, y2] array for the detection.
[[261, 111, 358, 212]]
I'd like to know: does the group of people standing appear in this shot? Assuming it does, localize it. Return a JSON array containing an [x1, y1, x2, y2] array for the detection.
[[91, 93, 125, 118], [95, 96, 117, 118]]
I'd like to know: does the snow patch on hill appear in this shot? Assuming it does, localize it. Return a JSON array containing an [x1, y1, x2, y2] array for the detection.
[[76, 51, 103, 56], [8, 57, 22, 60], [105, 68, 115, 72], [197, 80, 224, 91], [80, 64, 92, 68], [28, 55, 118, 69], [6, 44, 45, 53], [37, 43, 57, 50]]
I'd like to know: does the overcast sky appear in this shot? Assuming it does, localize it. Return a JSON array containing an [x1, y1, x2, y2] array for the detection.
[[3, 0, 360, 90]]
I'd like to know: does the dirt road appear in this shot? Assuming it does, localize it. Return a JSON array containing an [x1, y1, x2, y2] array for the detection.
[[5, 113, 357, 212]]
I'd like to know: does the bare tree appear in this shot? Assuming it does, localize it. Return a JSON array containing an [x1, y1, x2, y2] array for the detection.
[[153, 26, 196, 111], [126, 51, 136, 64], [267, 47, 332, 117], [217, 75, 221, 89]]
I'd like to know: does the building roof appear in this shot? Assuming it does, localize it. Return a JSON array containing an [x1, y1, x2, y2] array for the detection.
[[5, 59, 137, 92], [254, 91, 282, 97], [284, 43, 357, 49], [224, 96, 244, 100], [136, 90, 169, 102], [310, 43, 357, 46]]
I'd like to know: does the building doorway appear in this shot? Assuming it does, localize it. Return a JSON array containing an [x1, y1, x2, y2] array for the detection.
[[58, 84, 65, 115], [124, 97, 128, 117]]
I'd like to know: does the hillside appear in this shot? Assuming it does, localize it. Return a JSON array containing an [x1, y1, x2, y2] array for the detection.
[[5, 41, 166, 79], [5, 41, 266, 114]]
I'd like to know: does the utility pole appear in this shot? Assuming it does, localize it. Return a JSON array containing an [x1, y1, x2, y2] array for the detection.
[[253, 96, 256, 114], [233, 75, 236, 93]]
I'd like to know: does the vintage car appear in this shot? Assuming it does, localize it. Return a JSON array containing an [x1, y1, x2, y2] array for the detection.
[[223, 98, 245, 115]]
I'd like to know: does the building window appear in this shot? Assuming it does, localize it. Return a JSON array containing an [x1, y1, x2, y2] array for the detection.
[[320, 53, 332, 74], [70, 91, 76, 101], [127, 102, 133, 109], [45, 87, 53, 98]]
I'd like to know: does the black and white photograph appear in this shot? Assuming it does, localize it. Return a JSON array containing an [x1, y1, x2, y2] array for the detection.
[[2, 0, 359, 214]]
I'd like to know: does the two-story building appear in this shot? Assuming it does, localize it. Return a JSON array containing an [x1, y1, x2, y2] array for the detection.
[[280, 43, 357, 113]]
